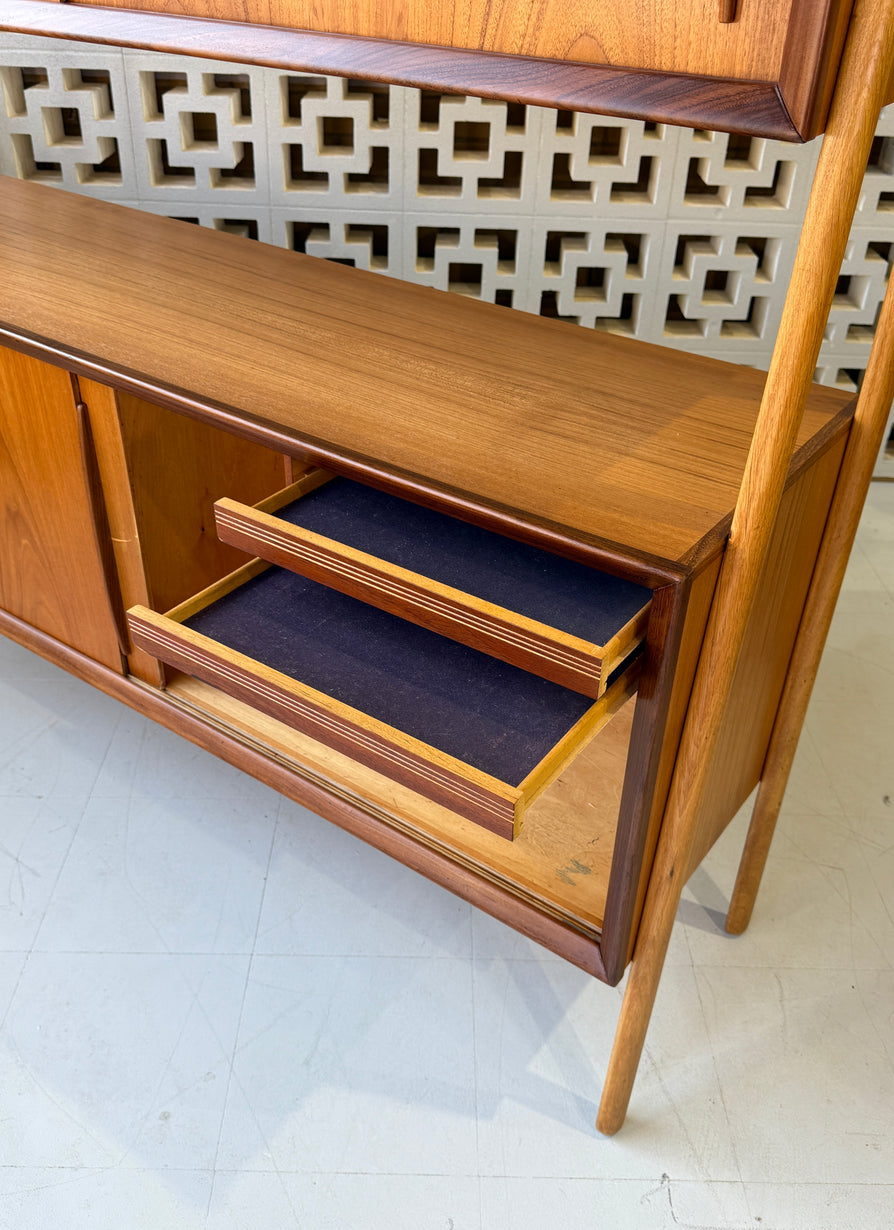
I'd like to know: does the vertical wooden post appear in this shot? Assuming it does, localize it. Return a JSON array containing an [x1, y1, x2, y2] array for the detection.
[[596, 0, 894, 1136], [726, 255, 894, 935]]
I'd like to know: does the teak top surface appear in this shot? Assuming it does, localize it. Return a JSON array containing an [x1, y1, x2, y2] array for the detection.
[[0, 179, 851, 579]]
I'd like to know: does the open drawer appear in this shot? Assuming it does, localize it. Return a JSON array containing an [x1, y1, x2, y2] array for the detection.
[[214, 473, 651, 698], [127, 559, 642, 840]]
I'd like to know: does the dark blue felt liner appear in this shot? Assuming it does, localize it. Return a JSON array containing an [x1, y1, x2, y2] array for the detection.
[[184, 565, 597, 785], [275, 478, 650, 642]]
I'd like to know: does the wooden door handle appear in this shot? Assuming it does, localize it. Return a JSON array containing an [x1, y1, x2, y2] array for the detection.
[[73, 391, 130, 658], [719, 0, 739, 21]]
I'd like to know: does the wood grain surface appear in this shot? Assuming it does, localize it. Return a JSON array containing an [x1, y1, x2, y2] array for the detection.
[[599, 562, 718, 978], [0, 180, 851, 581], [0, 346, 123, 671], [7, 0, 822, 87], [686, 431, 848, 874], [0, 1, 806, 139], [781, 0, 855, 139], [116, 390, 288, 614]]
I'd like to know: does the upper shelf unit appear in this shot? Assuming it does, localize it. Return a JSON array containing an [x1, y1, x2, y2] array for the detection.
[[2, 0, 883, 141]]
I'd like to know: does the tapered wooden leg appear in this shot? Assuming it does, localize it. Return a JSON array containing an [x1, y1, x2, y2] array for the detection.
[[596, 841, 685, 1134], [597, 0, 894, 1132], [726, 243, 894, 936], [725, 777, 784, 935]]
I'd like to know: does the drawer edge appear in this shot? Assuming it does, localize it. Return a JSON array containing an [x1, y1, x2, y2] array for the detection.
[[128, 603, 522, 839], [215, 495, 632, 696]]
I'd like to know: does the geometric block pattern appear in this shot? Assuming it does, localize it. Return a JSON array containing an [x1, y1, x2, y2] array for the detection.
[[402, 214, 534, 306], [527, 222, 663, 335], [1, 31, 893, 475], [264, 72, 408, 212], [272, 208, 403, 276], [126, 53, 270, 204], [654, 224, 799, 353], [0, 53, 137, 197], [668, 127, 820, 217], [534, 111, 677, 220], [405, 91, 545, 216]]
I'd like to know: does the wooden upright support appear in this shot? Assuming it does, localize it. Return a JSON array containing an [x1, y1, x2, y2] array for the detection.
[[726, 233, 894, 935], [596, 0, 894, 1135]]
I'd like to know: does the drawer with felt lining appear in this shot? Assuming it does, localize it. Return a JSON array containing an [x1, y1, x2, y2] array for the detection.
[[127, 559, 641, 839], [214, 474, 651, 697]]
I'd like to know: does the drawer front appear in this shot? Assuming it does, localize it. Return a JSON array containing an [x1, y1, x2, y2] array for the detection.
[[215, 477, 651, 698], [126, 561, 641, 839]]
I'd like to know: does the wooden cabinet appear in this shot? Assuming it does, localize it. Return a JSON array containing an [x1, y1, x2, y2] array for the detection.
[[0, 175, 853, 985]]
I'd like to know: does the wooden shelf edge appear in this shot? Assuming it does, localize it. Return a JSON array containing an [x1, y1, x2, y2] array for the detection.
[[0, 605, 610, 980], [0, 323, 686, 590], [678, 398, 856, 571], [1, 1, 802, 140]]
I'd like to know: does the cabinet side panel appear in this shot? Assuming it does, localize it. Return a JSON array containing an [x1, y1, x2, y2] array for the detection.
[[0, 346, 123, 671], [116, 391, 289, 615], [687, 432, 849, 873]]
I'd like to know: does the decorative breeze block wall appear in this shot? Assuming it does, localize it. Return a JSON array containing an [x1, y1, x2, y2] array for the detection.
[[1, 33, 892, 477]]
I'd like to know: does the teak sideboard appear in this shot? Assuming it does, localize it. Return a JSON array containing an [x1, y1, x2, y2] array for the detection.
[[1, 0, 893, 1134]]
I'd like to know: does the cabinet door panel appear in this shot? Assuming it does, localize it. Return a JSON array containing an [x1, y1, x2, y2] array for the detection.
[[0, 346, 123, 671]]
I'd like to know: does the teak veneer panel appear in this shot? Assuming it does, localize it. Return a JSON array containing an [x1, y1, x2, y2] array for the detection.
[[115, 389, 289, 614], [49, 0, 800, 78], [9, 0, 856, 138], [0, 1, 797, 140], [0, 180, 852, 581], [687, 430, 850, 874], [0, 346, 123, 672]]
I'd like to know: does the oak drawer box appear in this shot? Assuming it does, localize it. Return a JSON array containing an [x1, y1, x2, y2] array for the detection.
[[126, 559, 641, 839], [214, 473, 651, 698]]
